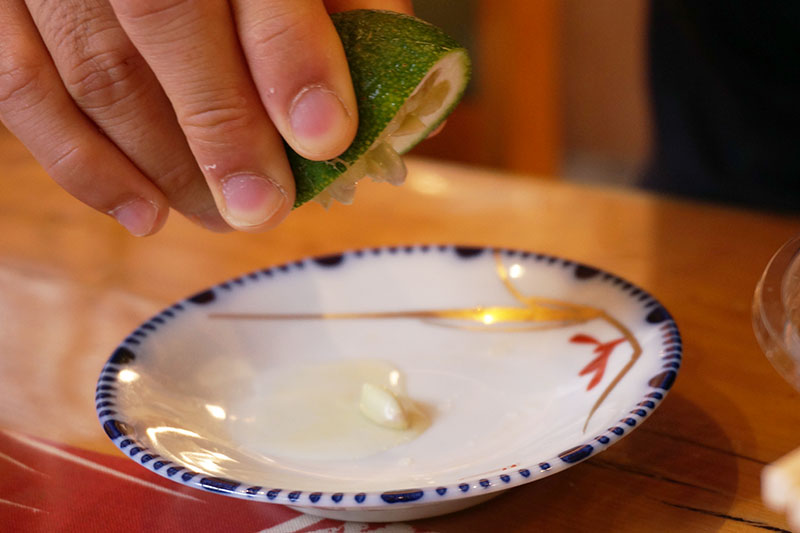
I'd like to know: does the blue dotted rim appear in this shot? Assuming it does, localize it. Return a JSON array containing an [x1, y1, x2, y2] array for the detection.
[[96, 245, 681, 509]]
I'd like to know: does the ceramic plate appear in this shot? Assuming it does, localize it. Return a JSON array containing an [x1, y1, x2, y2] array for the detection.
[[96, 245, 681, 522]]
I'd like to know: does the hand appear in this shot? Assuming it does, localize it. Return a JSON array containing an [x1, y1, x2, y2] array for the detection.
[[0, 0, 413, 235]]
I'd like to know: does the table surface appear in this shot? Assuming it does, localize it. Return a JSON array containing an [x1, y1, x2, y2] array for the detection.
[[2, 126, 800, 532]]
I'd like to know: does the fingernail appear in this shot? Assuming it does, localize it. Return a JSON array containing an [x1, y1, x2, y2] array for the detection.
[[221, 173, 286, 228], [110, 198, 159, 237], [289, 84, 351, 157]]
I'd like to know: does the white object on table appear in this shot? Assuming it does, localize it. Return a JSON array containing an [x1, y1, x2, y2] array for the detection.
[[763, 446, 800, 531]]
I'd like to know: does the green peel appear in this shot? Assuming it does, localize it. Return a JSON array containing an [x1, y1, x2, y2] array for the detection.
[[287, 9, 471, 207]]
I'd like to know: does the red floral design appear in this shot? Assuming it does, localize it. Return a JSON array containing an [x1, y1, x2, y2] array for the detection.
[[570, 334, 626, 391]]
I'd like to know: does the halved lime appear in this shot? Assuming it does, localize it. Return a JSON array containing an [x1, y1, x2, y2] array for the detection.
[[288, 9, 471, 207]]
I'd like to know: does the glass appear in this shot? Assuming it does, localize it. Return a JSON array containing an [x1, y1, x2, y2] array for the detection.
[[753, 234, 800, 390]]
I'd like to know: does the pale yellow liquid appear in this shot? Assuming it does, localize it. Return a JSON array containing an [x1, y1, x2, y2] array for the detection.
[[230, 359, 428, 461]]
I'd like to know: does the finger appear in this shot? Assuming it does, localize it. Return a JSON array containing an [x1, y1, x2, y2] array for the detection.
[[0, 1, 168, 236], [231, 0, 357, 160], [110, 0, 294, 231], [323, 0, 414, 14], [25, 0, 229, 232]]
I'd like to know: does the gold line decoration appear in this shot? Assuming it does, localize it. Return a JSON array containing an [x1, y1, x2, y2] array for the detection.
[[493, 251, 642, 431], [209, 250, 643, 432], [209, 305, 598, 326]]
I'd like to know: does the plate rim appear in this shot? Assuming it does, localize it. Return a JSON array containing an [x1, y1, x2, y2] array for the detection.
[[96, 244, 681, 510]]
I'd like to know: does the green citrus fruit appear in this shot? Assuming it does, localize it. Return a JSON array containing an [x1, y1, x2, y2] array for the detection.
[[288, 9, 471, 207]]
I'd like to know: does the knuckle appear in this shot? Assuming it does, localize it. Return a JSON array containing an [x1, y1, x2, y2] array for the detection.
[[36, 2, 146, 115], [63, 46, 143, 111], [178, 91, 254, 143], [0, 50, 51, 112]]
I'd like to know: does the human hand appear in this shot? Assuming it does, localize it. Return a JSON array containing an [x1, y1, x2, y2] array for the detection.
[[0, 0, 413, 235]]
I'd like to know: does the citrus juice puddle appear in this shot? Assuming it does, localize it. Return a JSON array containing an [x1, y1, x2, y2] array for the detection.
[[227, 359, 428, 461]]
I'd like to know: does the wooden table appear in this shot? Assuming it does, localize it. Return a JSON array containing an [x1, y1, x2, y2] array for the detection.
[[2, 126, 799, 532]]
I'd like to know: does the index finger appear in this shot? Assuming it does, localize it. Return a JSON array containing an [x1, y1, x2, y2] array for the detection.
[[232, 0, 359, 161]]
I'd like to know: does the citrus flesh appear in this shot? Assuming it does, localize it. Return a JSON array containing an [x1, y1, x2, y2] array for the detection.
[[287, 10, 471, 207]]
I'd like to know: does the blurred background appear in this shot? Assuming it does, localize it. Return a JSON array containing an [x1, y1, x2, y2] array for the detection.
[[411, 0, 651, 187]]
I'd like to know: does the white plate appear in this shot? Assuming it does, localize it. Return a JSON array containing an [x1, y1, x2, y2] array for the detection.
[[97, 245, 681, 522]]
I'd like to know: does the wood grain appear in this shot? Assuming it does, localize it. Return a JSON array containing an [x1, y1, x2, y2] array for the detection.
[[1, 127, 799, 530]]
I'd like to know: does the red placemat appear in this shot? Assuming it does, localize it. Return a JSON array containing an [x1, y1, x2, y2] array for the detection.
[[0, 430, 434, 532]]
